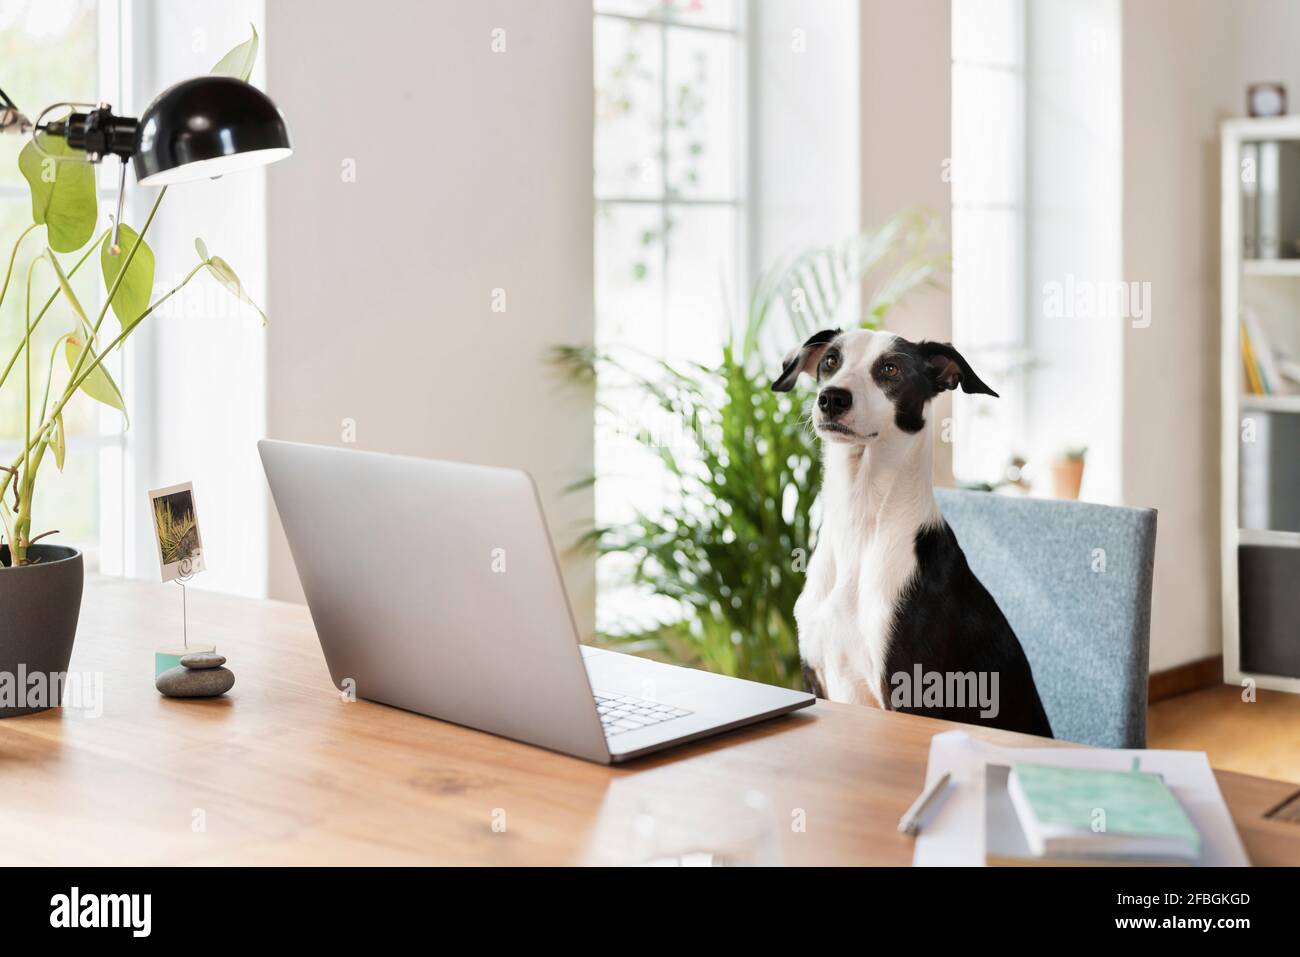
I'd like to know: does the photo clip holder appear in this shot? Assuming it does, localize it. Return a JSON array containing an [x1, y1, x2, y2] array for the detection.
[[175, 556, 196, 650]]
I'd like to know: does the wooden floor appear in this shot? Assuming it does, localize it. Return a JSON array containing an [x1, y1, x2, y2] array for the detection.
[[1149, 685, 1300, 785]]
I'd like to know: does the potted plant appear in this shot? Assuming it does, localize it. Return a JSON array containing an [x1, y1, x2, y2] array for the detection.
[[0, 30, 267, 717], [1050, 446, 1087, 500]]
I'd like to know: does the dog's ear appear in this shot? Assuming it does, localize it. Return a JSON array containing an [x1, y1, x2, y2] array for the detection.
[[918, 341, 999, 397], [771, 329, 839, 392]]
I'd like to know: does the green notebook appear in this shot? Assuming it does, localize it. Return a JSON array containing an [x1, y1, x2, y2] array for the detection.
[[1007, 762, 1202, 862]]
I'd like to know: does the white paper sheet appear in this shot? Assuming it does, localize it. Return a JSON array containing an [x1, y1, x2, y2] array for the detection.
[[912, 731, 1251, 867]]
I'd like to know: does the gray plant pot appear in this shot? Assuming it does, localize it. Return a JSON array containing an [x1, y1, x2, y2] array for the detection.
[[0, 544, 83, 718]]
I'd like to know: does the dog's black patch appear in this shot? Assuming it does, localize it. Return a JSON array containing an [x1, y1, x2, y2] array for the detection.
[[870, 345, 932, 433], [869, 339, 1000, 434], [801, 662, 825, 699], [881, 521, 1053, 737]]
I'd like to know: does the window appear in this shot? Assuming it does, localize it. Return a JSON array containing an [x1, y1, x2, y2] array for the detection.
[[593, 0, 746, 633], [0, 0, 126, 572], [950, 0, 1028, 486]]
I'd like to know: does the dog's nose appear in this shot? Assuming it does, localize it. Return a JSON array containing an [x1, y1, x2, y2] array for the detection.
[[817, 387, 852, 419]]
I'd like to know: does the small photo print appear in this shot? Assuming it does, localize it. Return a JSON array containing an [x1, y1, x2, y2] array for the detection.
[[149, 482, 205, 582]]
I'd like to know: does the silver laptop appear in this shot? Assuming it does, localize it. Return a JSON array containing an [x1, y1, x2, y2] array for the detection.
[[259, 440, 813, 763]]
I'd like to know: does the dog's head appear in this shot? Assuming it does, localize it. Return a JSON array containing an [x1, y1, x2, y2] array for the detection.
[[771, 328, 997, 445]]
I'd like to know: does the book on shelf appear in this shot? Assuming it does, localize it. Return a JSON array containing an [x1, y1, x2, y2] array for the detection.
[[1241, 319, 1267, 395], [1240, 409, 1300, 532], [1242, 142, 1259, 258], [1240, 307, 1296, 396], [1257, 141, 1282, 259]]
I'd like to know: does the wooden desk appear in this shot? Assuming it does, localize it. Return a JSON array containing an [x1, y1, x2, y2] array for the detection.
[[1, 577, 1297, 865]]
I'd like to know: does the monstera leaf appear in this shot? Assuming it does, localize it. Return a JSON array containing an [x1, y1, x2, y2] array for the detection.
[[211, 25, 259, 81], [18, 133, 97, 253], [101, 225, 156, 333]]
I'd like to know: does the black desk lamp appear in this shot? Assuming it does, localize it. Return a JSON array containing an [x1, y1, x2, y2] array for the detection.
[[0, 75, 291, 251]]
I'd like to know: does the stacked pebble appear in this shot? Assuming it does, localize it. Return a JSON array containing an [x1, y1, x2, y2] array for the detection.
[[156, 652, 235, 698]]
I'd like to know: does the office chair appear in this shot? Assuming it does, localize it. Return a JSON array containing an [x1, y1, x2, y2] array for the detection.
[[936, 488, 1157, 748]]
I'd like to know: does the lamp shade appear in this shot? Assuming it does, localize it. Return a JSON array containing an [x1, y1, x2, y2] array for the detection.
[[132, 75, 291, 187]]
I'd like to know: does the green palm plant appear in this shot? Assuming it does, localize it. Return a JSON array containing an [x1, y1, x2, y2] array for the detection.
[[152, 500, 198, 566], [0, 28, 265, 567], [556, 208, 948, 688]]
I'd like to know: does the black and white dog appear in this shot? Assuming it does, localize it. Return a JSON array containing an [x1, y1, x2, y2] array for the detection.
[[772, 328, 1052, 737]]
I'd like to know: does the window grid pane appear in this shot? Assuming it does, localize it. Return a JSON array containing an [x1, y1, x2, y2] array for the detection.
[[665, 27, 739, 201], [951, 1, 1027, 486], [951, 64, 1023, 208], [595, 15, 664, 201], [952, 0, 1024, 69], [0, 0, 100, 185], [595, 1, 740, 31]]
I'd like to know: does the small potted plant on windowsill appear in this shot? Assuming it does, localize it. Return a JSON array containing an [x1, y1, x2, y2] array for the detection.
[[0, 29, 271, 717], [1049, 446, 1087, 501]]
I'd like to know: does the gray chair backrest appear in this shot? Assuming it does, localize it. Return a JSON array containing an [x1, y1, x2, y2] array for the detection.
[[935, 488, 1157, 749]]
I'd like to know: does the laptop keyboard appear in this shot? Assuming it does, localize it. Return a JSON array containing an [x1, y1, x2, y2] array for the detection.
[[593, 691, 693, 737]]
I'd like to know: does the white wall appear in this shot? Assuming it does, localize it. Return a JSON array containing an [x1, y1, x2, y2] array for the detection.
[[263, 0, 595, 634], [1120, 0, 1300, 671]]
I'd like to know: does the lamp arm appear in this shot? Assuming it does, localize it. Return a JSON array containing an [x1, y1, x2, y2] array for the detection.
[[109, 161, 128, 255], [0, 85, 30, 137]]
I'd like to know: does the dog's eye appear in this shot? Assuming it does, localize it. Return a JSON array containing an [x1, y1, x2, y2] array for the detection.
[[821, 352, 840, 373], [881, 362, 899, 377]]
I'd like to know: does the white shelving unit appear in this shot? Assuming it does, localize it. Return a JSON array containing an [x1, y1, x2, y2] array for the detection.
[[1244, 260, 1300, 276], [1240, 393, 1300, 413], [1221, 117, 1300, 694]]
